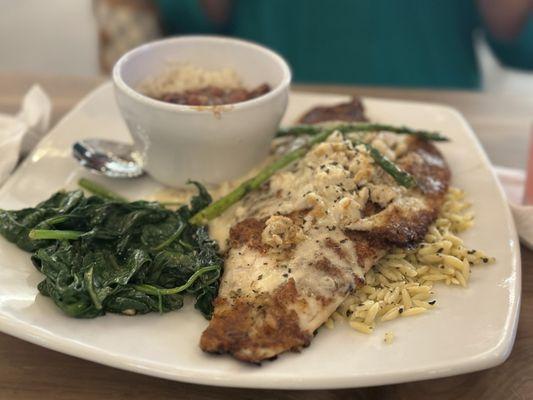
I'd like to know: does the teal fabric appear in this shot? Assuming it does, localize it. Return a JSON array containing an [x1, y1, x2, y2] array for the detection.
[[486, 17, 533, 70], [155, 0, 532, 89], [157, 0, 216, 33]]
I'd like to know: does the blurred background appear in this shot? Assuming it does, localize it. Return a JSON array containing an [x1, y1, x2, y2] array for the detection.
[[0, 0, 531, 93]]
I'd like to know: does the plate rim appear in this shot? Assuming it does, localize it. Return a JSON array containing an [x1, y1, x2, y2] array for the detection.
[[0, 82, 521, 389]]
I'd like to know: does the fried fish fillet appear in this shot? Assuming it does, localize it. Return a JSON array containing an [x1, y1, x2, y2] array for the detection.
[[298, 97, 368, 124], [200, 101, 450, 363]]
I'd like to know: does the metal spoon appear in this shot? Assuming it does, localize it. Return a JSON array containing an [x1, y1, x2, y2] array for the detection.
[[72, 139, 144, 178]]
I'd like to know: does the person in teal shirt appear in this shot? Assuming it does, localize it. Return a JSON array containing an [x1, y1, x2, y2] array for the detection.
[[155, 0, 533, 89]]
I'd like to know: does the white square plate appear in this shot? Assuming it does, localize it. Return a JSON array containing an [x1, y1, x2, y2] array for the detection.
[[0, 83, 520, 389]]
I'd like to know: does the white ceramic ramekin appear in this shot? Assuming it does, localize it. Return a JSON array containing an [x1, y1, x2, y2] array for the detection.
[[113, 35, 291, 187]]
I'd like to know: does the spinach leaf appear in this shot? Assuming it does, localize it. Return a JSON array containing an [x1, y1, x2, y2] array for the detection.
[[0, 183, 223, 319]]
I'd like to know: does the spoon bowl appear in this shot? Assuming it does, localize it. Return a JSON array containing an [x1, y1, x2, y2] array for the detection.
[[72, 139, 144, 178]]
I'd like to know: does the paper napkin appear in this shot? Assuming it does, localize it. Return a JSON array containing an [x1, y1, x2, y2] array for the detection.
[[494, 166, 533, 249], [0, 85, 52, 185]]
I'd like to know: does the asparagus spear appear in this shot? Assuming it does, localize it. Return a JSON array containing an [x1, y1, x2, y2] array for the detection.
[[354, 141, 416, 188], [189, 129, 332, 225], [277, 123, 449, 142]]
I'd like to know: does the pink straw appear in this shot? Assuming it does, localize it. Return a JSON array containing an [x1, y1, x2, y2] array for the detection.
[[523, 126, 533, 205]]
